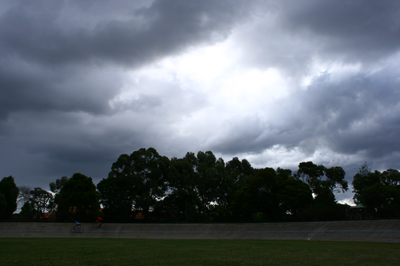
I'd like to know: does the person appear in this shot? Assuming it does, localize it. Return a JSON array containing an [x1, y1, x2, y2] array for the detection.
[[74, 221, 81, 231], [95, 216, 103, 227]]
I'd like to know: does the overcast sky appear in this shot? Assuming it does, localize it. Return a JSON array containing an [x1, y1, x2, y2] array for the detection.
[[1, 0, 400, 204]]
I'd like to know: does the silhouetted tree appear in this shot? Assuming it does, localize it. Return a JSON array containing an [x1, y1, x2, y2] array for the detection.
[[231, 168, 281, 222], [297, 162, 348, 198], [0, 176, 19, 220], [278, 177, 313, 221], [55, 173, 99, 222], [19, 186, 54, 220], [19, 201, 34, 221], [158, 157, 201, 222], [98, 148, 169, 222], [49, 176, 69, 194], [353, 163, 400, 218]]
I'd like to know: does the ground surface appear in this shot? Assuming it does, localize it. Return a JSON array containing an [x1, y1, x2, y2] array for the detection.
[[1, 238, 400, 266], [1, 220, 399, 242]]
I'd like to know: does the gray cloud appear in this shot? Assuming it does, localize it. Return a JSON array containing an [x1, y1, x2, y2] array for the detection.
[[211, 65, 400, 178], [0, 0, 255, 123], [0, 0, 253, 67], [0, 59, 122, 121], [282, 0, 400, 61], [1, 0, 399, 204], [235, 0, 400, 75]]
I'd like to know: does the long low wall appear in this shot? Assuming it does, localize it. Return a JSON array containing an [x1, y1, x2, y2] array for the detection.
[[1, 220, 399, 242]]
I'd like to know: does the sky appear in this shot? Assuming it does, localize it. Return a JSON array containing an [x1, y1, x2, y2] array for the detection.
[[1, 0, 400, 204]]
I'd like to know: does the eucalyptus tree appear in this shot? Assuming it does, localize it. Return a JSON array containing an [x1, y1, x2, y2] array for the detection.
[[0, 176, 19, 220], [55, 173, 99, 222], [19, 186, 54, 220], [231, 167, 282, 222], [98, 147, 170, 221], [353, 163, 400, 217], [297, 161, 348, 201], [160, 157, 200, 222], [297, 162, 348, 220], [277, 173, 313, 221], [49, 176, 69, 194]]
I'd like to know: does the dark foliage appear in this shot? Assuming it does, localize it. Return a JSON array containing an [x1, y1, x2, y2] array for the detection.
[[353, 163, 400, 218], [0, 176, 19, 220], [54, 173, 99, 222], [16, 149, 399, 223]]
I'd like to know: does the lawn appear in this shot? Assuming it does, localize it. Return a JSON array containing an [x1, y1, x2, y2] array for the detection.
[[0, 238, 399, 266]]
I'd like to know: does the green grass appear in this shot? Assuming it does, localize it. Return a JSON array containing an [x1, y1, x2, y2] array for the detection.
[[0, 238, 399, 266]]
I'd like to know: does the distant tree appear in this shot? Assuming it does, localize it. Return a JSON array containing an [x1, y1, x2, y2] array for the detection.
[[98, 148, 170, 221], [196, 151, 219, 213], [19, 201, 34, 221], [55, 173, 99, 222], [17, 186, 31, 211], [19, 186, 54, 220], [97, 160, 135, 222], [276, 168, 293, 180], [128, 148, 170, 215], [223, 157, 254, 203], [208, 157, 254, 222], [296, 162, 348, 220], [49, 176, 69, 194], [296, 161, 325, 183], [231, 168, 281, 222], [353, 163, 400, 217], [29, 188, 54, 219], [183, 152, 198, 171], [324, 166, 349, 193], [158, 157, 201, 222], [352, 163, 380, 208], [297, 162, 348, 200], [230, 167, 314, 222], [379, 169, 400, 217], [0, 176, 19, 220], [278, 177, 313, 221]]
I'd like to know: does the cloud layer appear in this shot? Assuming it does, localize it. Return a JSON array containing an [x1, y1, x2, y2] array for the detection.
[[1, 0, 400, 203]]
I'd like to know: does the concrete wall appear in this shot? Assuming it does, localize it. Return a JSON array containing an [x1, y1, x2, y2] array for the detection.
[[1, 220, 399, 242]]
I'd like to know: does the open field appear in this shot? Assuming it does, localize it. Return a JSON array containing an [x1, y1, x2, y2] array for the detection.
[[1, 238, 399, 266]]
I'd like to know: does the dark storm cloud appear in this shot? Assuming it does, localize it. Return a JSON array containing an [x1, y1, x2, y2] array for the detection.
[[0, 109, 153, 186], [0, 60, 122, 121], [294, 70, 400, 161], [281, 0, 400, 61], [238, 0, 400, 74], [0, 0, 255, 120], [0, 0, 252, 67], [0, 1, 256, 182]]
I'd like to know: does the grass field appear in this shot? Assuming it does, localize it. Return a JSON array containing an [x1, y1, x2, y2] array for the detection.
[[0, 238, 399, 266]]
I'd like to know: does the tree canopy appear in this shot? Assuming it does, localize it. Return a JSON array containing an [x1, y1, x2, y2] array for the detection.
[[97, 147, 170, 222], [0, 176, 19, 220], [96, 149, 353, 223], [8, 148, 400, 223], [54, 173, 99, 222], [352, 163, 400, 218], [18, 186, 54, 221]]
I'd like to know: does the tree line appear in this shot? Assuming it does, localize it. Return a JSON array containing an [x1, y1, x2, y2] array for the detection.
[[1, 147, 399, 222]]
